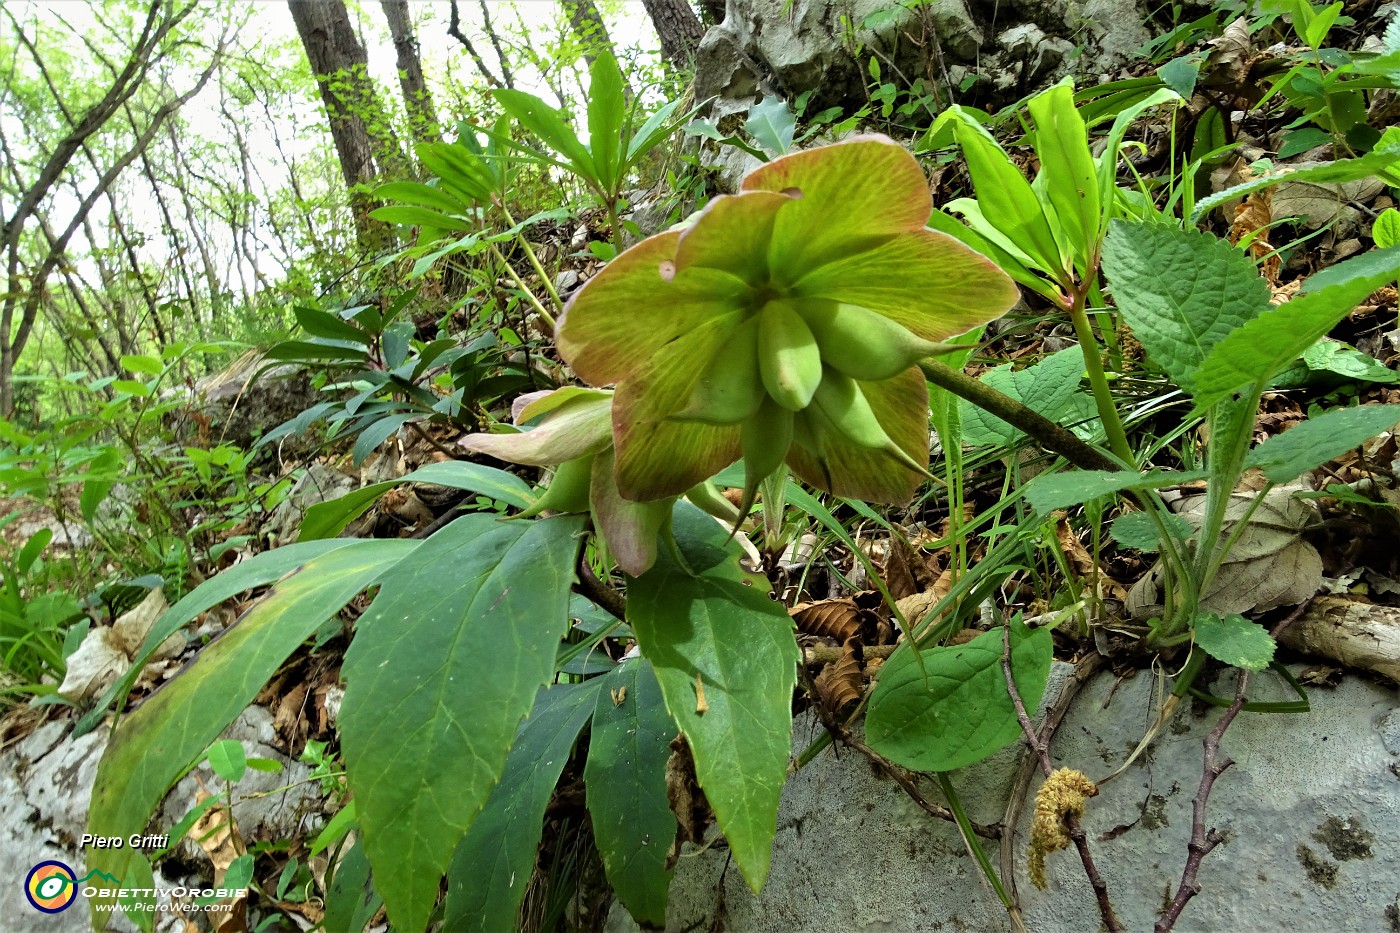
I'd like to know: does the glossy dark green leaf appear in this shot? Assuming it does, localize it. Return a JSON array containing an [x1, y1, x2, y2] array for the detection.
[[866, 618, 1051, 771], [87, 540, 414, 925], [626, 503, 798, 893], [323, 836, 380, 933], [442, 682, 599, 931], [340, 514, 585, 932], [584, 660, 677, 926]]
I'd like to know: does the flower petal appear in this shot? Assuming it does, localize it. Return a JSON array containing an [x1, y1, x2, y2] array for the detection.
[[459, 393, 612, 466], [590, 446, 672, 576], [785, 367, 928, 502], [673, 189, 792, 285], [793, 228, 1019, 342], [557, 231, 749, 386], [613, 417, 742, 501], [743, 136, 932, 284]]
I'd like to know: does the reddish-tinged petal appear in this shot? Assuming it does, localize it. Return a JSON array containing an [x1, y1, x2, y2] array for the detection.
[[673, 189, 793, 285], [785, 367, 928, 502], [514, 386, 611, 425], [557, 231, 749, 386], [792, 228, 1019, 342], [590, 446, 672, 576], [612, 307, 748, 427], [613, 417, 742, 501], [742, 136, 932, 284], [459, 394, 612, 466]]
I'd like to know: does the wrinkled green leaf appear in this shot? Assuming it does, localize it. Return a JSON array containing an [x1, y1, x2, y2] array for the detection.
[[1110, 510, 1191, 551], [87, 541, 413, 925], [1158, 56, 1200, 97], [442, 682, 599, 931], [1193, 613, 1275, 671], [1193, 247, 1400, 407], [626, 503, 797, 892], [960, 347, 1089, 445], [1102, 221, 1270, 392], [341, 514, 584, 931], [1301, 340, 1399, 384], [1246, 404, 1400, 482], [585, 660, 677, 926], [1191, 149, 1400, 222], [866, 618, 1051, 771]]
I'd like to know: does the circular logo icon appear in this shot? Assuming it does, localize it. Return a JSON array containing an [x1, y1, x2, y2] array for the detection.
[[25, 861, 77, 913]]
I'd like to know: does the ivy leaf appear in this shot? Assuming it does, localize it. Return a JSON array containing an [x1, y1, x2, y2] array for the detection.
[[1194, 613, 1276, 671], [584, 660, 678, 926], [1246, 404, 1400, 482], [87, 540, 415, 927], [866, 618, 1052, 772], [1102, 221, 1270, 392], [626, 503, 798, 893], [960, 346, 1091, 446], [744, 95, 796, 157], [1025, 468, 1205, 514], [340, 514, 585, 932], [1193, 247, 1400, 408], [441, 682, 600, 931]]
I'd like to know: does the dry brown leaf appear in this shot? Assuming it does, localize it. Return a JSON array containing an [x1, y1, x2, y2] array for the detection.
[[665, 735, 711, 867], [1229, 191, 1281, 285], [791, 598, 863, 641], [812, 641, 863, 714]]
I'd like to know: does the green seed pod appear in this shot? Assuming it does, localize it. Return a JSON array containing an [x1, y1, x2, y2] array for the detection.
[[758, 299, 823, 411], [673, 315, 765, 424], [809, 370, 929, 475], [736, 399, 794, 523], [801, 301, 949, 381], [518, 455, 594, 517]]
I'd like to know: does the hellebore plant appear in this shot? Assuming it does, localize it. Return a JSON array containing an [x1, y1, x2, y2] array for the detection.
[[556, 136, 1019, 517]]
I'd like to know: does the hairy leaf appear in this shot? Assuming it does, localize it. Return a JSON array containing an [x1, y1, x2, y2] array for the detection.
[[1026, 468, 1205, 514], [960, 346, 1090, 445], [626, 503, 797, 892], [341, 514, 584, 931], [1194, 613, 1275, 671], [1246, 404, 1400, 482]]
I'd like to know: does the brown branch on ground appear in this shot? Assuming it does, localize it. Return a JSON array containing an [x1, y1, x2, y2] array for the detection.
[[575, 557, 626, 622], [1001, 626, 1123, 933]]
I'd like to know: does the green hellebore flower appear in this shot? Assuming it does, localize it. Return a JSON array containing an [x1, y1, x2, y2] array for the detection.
[[556, 135, 1020, 508], [459, 387, 739, 576]]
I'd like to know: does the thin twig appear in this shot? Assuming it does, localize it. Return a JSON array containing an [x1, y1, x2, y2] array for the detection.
[[1002, 627, 1123, 933], [1153, 668, 1249, 932]]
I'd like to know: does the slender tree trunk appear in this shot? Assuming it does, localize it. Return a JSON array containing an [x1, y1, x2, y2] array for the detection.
[[379, 0, 439, 150], [640, 0, 706, 70], [447, 0, 511, 89], [287, 0, 405, 248], [558, 0, 617, 69]]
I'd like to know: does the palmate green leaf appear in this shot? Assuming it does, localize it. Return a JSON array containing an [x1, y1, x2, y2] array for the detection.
[[1027, 81, 1099, 271], [493, 88, 597, 185], [73, 539, 370, 737], [442, 682, 600, 932], [626, 503, 798, 893], [297, 460, 535, 541], [1025, 468, 1206, 514], [79, 446, 122, 523], [745, 95, 797, 157], [1193, 247, 1400, 408], [865, 618, 1052, 772], [340, 513, 585, 932], [370, 205, 475, 231], [373, 180, 467, 214], [927, 207, 1061, 303], [1094, 88, 1182, 229], [1193, 613, 1275, 671], [1102, 221, 1270, 392], [1246, 404, 1400, 482], [960, 346, 1089, 446], [87, 540, 415, 929], [584, 660, 678, 926]]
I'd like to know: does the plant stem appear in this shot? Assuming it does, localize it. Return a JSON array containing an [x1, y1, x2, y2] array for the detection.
[[496, 204, 563, 311], [486, 239, 556, 333], [1066, 288, 1135, 467]]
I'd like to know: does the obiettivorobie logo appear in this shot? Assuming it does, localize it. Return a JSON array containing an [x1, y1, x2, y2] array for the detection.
[[23, 861, 245, 917], [24, 861, 118, 913]]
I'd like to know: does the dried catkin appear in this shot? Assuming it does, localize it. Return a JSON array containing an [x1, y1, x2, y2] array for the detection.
[[1028, 768, 1099, 889]]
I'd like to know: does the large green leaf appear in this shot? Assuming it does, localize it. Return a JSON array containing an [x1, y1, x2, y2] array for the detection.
[[1102, 221, 1270, 393], [626, 503, 798, 892], [87, 540, 414, 928], [1246, 404, 1400, 482], [586, 52, 626, 189], [1193, 247, 1400, 408], [960, 346, 1090, 446], [1028, 80, 1099, 270], [442, 682, 600, 931], [1190, 148, 1400, 223], [493, 88, 597, 183], [865, 618, 1052, 772], [584, 659, 678, 926], [297, 460, 535, 541], [340, 513, 585, 931]]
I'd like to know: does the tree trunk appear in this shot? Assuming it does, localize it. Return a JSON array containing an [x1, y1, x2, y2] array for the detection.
[[641, 0, 706, 70], [379, 0, 439, 149], [558, 0, 618, 69], [697, 0, 725, 26], [287, 0, 404, 247]]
